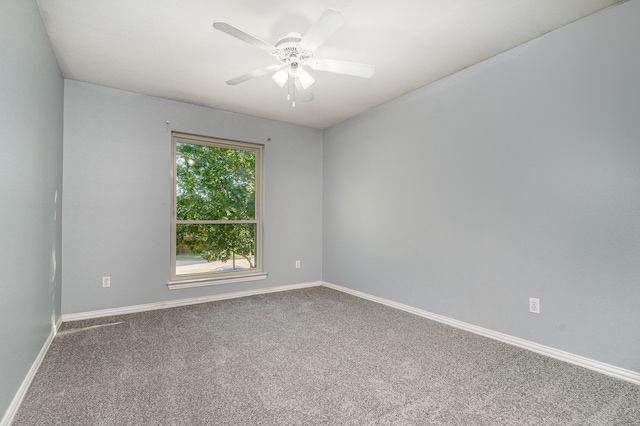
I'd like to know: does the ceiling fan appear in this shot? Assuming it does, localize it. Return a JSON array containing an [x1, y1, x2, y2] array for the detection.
[[213, 9, 375, 106]]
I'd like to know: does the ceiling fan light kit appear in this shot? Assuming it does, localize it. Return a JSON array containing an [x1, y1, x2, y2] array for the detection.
[[213, 8, 375, 107], [272, 69, 289, 87]]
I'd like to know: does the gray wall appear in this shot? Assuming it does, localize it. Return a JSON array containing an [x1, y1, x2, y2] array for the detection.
[[62, 81, 323, 314], [0, 0, 64, 419], [323, 0, 640, 372]]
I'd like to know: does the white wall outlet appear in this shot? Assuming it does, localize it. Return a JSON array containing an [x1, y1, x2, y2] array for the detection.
[[102, 276, 111, 288], [529, 297, 540, 314], [295, 260, 300, 269]]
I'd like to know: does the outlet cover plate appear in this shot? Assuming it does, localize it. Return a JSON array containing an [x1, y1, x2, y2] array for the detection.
[[529, 297, 540, 314]]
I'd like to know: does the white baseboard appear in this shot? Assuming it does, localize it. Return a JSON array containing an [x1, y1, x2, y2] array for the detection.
[[322, 281, 640, 386], [61, 281, 322, 322], [1, 324, 57, 426]]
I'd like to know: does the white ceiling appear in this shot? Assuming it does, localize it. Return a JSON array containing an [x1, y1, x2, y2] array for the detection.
[[36, 0, 620, 129]]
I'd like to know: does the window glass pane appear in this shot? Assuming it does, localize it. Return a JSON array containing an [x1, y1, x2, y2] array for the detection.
[[176, 142, 256, 221], [175, 223, 256, 276]]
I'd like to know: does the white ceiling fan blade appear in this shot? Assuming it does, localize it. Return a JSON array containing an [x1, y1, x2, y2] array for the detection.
[[213, 22, 277, 55], [298, 9, 346, 52], [294, 79, 314, 102], [226, 64, 283, 85], [309, 58, 375, 78]]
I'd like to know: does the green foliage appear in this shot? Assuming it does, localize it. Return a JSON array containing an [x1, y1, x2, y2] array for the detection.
[[176, 142, 256, 266]]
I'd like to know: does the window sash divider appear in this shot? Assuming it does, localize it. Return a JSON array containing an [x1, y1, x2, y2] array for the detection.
[[175, 220, 258, 225]]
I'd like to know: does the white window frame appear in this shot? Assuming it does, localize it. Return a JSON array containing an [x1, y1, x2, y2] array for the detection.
[[167, 132, 265, 289]]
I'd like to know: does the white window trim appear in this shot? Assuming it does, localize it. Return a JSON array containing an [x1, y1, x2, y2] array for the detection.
[[169, 132, 265, 287], [167, 272, 267, 290]]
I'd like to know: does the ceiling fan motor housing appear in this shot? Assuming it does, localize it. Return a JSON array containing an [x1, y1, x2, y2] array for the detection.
[[275, 32, 311, 77]]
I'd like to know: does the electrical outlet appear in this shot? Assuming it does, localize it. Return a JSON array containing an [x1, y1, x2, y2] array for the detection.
[[529, 297, 540, 314], [295, 260, 300, 269], [102, 276, 111, 288]]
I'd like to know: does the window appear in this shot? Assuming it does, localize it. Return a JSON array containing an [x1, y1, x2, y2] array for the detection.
[[170, 133, 263, 286]]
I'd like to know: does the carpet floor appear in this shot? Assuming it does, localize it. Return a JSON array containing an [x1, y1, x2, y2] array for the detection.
[[13, 286, 640, 425]]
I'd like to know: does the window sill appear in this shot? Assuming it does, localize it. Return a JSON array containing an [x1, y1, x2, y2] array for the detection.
[[167, 272, 267, 290]]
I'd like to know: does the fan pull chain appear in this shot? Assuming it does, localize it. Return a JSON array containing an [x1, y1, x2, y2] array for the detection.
[[286, 76, 295, 107]]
